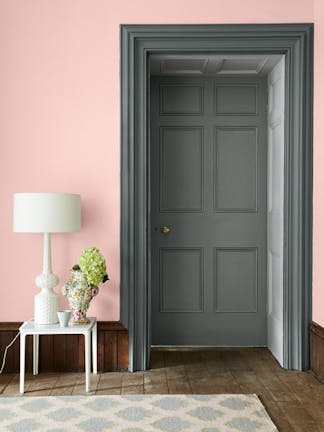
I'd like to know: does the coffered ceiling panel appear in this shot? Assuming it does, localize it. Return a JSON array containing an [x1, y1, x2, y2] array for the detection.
[[150, 54, 283, 76]]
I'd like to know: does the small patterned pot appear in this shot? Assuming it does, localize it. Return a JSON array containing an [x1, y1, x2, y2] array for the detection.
[[62, 270, 98, 325]]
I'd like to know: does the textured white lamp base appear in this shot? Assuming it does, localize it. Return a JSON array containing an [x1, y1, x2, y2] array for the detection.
[[34, 270, 59, 324], [34, 290, 59, 324]]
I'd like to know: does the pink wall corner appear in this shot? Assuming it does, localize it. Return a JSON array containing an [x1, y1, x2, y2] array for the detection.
[[0, 0, 318, 323]]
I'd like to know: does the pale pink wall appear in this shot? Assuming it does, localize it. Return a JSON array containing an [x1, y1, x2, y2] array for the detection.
[[313, 0, 324, 326], [0, 0, 318, 323]]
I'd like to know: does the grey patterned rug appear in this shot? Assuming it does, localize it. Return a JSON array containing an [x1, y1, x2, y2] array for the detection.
[[0, 394, 278, 432]]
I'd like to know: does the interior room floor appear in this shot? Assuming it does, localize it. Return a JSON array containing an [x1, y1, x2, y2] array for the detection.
[[0, 348, 323, 431]]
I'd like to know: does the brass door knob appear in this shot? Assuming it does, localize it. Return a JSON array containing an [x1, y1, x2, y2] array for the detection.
[[161, 226, 171, 234]]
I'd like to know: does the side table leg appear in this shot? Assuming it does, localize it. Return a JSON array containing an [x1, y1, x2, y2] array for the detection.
[[85, 332, 91, 392], [33, 335, 39, 375], [19, 334, 26, 394], [92, 321, 97, 374]]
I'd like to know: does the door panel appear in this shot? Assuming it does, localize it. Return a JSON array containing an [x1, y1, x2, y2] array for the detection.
[[160, 248, 203, 312], [160, 127, 203, 212], [160, 84, 204, 114], [214, 248, 257, 313], [214, 128, 257, 211], [151, 76, 267, 346], [215, 85, 258, 114]]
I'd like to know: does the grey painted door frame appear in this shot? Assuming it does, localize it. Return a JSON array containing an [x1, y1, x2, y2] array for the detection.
[[120, 24, 313, 372]]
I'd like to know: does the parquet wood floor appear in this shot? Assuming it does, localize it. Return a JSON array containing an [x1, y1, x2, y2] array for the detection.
[[1, 348, 323, 431]]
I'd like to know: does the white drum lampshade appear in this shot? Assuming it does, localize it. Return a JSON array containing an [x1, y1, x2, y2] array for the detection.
[[14, 193, 81, 324]]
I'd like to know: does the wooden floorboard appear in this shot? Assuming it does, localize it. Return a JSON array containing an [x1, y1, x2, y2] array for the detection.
[[1, 347, 324, 431]]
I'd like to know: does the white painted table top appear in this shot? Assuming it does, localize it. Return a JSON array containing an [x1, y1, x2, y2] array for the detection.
[[19, 317, 96, 335]]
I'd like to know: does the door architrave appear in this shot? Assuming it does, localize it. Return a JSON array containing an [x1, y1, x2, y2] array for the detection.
[[120, 24, 313, 371]]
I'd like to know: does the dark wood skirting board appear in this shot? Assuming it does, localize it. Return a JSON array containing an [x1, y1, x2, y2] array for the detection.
[[310, 322, 324, 382], [0, 321, 128, 373]]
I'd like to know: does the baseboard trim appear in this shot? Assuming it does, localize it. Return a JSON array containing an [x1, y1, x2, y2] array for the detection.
[[0, 321, 128, 373], [310, 322, 324, 382], [0, 322, 23, 331], [151, 345, 267, 350]]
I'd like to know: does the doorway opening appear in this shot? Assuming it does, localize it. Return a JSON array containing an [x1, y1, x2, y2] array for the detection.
[[149, 54, 285, 366], [120, 24, 313, 372]]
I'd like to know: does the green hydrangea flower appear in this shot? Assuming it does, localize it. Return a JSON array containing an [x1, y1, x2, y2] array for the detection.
[[78, 247, 108, 286]]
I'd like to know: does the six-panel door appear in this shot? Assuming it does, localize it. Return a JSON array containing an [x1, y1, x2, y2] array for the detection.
[[151, 76, 267, 346]]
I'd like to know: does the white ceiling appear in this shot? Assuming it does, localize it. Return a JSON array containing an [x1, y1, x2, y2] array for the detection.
[[150, 54, 283, 76]]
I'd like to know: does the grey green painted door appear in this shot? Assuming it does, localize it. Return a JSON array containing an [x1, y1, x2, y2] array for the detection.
[[150, 76, 267, 346]]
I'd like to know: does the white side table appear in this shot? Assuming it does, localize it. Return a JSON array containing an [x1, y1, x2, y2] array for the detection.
[[19, 317, 97, 394]]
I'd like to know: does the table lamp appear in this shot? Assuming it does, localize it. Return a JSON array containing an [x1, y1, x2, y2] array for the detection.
[[13, 193, 81, 325]]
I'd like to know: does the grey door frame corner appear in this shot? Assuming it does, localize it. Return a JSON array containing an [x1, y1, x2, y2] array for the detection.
[[120, 23, 314, 372]]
